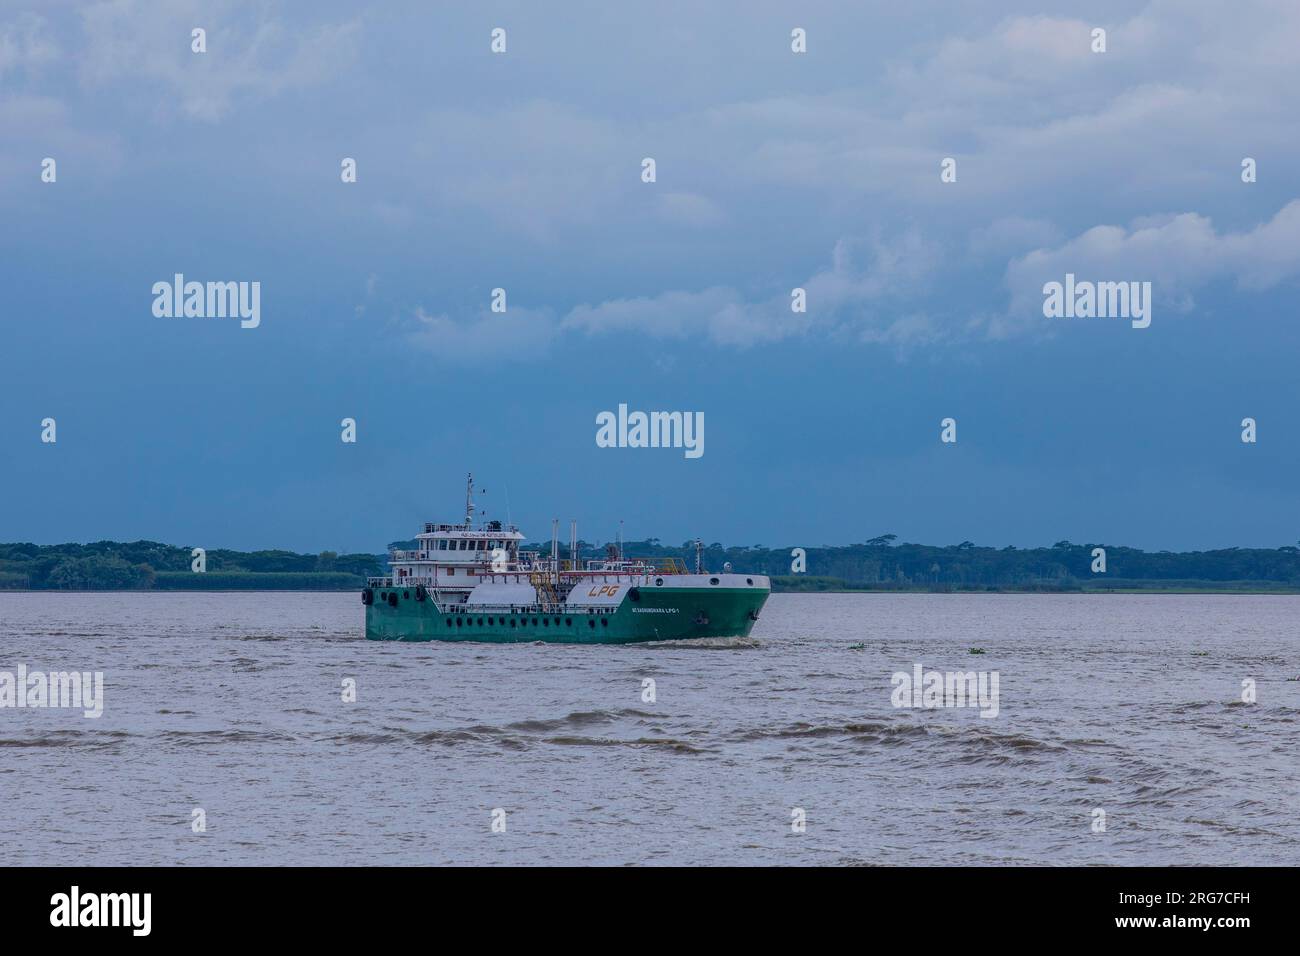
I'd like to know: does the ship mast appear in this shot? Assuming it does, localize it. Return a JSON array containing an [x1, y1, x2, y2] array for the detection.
[[551, 518, 560, 593], [464, 472, 475, 528]]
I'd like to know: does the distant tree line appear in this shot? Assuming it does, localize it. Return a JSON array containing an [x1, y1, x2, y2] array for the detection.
[[4, 537, 1300, 592], [0, 541, 383, 590], [523, 536, 1300, 592]]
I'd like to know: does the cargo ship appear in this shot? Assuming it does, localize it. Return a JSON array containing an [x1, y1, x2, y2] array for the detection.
[[364, 475, 769, 643]]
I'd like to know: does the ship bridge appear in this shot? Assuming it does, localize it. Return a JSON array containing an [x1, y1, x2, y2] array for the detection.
[[405, 521, 525, 566], [376, 473, 691, 595]]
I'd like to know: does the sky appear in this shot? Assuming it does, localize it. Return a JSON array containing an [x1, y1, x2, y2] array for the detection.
[[2, 0, 1299, 554]]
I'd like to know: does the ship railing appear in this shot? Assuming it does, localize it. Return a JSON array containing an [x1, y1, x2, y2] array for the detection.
[[386, 556, 535, 574], [422, 522, 518, 534], [443, 602, 616, 616], [581, 557, 687, 574], [367, 575, 463, 588], [383, 554, 686, 577], [652, 557, 689, 574]]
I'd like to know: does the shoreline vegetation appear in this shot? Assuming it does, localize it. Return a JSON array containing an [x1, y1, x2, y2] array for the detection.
[[2, 538, 1300, 594]]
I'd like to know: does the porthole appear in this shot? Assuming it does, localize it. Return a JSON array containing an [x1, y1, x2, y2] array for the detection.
[[709, 577, 719, 585], [477, 617, 484, 626], [565, 618, 572, 626], [628, 587, 641, 602], [588, 619, 595, 629], [532, 618, 539, 626], [746, 578, 753, 585], [510, 619, 517, 628], [655, 578, 663, 586], [543, 618, 550, 627], [488, 617, 494, 625], [403, 590, 410, 600], [456, 618, 463, 626], [600, 618, 608, 627]]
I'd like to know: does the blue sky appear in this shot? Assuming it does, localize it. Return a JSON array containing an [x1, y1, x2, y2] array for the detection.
[[3, 1, 1299, 553]]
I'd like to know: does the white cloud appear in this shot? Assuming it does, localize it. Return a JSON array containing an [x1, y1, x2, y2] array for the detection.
[[0, 12, 59, 76], [10, 0, 1300, 358], [399, 101, 627, 240], [561, 229, 946, 347], [656, 191, 726, 227], [1004, 199, 1300, 323], [77, 1, 359, 121], [563, 286, 742, 340], [0, 93, 125, 191], [405, 305, 557, 360]]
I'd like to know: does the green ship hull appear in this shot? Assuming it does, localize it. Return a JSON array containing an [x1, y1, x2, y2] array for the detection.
[[364, 584, 768, 644]]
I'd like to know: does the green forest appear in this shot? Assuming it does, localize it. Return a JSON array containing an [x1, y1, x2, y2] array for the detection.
[[3, 536, 1300, 592], [518, 536, 1300, 593], [0, 541, 381, 591]]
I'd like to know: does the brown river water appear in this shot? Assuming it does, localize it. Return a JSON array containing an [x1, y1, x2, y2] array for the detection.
[[2, 591, 1297, 865]]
